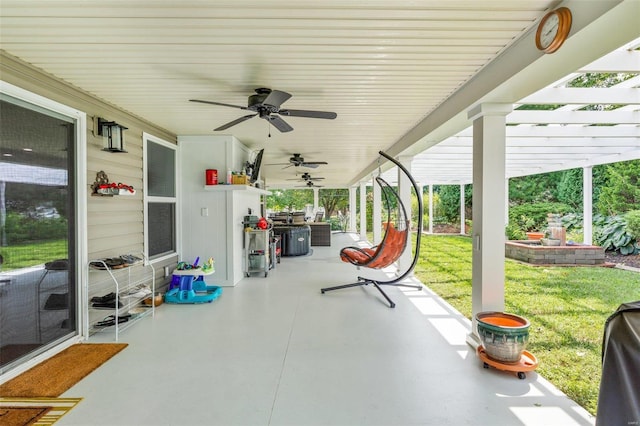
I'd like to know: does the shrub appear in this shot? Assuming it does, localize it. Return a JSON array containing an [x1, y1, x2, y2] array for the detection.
[[4, 212, 67, 244], [508, 202, 574, 232], [625, 210, 640, 241], [593, 214, 639, 255], [505, 223, 526, 240]]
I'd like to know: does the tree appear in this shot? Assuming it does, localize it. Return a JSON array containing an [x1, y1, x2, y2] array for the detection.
[[509, 171, 563, 204], [557, 168, 583, 209], [319, 188, 349, 219], [266, 189, 313, 212], [597, 159, 640, 215]]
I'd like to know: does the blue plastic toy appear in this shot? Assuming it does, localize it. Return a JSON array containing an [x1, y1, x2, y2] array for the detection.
[[165, 270, 222, 304]]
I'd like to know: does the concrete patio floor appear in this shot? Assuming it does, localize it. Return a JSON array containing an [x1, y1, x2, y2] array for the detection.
[[59, 232, 594, 425]]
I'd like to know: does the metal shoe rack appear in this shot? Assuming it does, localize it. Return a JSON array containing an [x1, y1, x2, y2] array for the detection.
[[85, 255, 155, 340]]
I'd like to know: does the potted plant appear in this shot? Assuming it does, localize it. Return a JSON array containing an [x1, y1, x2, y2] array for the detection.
[[519, 215, 544, 240], [526, 230, 545, 240]]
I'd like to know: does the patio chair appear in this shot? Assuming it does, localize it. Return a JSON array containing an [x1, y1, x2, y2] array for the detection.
[[321, 151, 423, 308]]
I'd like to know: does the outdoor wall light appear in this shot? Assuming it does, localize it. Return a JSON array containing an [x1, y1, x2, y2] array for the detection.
[[97, 117, 128, 153]]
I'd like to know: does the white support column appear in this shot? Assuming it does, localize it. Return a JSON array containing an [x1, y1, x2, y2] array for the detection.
[[467, 103, 512, 348], [349, 186, 357, 232], [505, 178, 510, 227], [313, 188, 319, 213], [428, 184, 434, 234], [360, 182, 367, 241], [583, 166, 593, 245], [419, 184, 425, 233], [398, 155, 413, 273], [372, 174, 382, 244], [460, 184, 466, 235]]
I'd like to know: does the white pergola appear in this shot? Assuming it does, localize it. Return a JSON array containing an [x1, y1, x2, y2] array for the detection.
[[367, 39, 640, 238], [381, 40, 640, 186]]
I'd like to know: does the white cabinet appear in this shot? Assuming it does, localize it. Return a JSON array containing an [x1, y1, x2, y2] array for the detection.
[[85, 258, 155, 340], [178, 135, 270, 286]]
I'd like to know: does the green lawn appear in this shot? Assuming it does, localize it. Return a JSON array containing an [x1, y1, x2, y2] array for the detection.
[[0, 239, 68, 270], [414, 234, 640, 415]]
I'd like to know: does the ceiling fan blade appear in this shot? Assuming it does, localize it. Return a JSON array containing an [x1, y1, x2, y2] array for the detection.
[[266, 115, 293, 132], [263, 89, 292, 108], [214, 114, 257, 131], [301, 161, 328, 169], [190, 99, 249, 110], [279, 109, 337, 119]]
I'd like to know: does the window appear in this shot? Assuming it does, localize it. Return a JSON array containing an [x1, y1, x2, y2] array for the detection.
[[143, 133, 177, 261]]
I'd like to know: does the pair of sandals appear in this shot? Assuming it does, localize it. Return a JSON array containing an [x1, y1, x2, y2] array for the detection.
[[94, 314, 131, 328]]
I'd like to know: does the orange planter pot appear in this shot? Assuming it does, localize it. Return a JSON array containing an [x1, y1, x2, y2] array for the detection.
[[526, 232, 545, 240]]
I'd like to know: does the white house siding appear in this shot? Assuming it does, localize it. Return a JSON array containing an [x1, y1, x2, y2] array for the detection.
[[1, 51, 179, 289]]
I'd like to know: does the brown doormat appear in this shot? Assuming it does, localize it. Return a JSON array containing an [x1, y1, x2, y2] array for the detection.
[[0, 343, 127, 397], [0, 406, 51, 426]]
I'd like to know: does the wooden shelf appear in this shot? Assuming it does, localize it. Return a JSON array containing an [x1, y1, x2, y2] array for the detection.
[[203, 184, 270, 196]]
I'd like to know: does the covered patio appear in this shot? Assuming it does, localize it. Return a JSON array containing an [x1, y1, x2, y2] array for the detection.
[[0, 2, 638, 423], [59, 232, 593, 426]]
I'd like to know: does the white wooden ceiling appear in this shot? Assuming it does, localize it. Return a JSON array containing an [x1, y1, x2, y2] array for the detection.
[[1, 1, 638, 188]]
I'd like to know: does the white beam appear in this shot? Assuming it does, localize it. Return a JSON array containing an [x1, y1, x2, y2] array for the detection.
[[428, 184, 434, 234], [397, 155, 413, 273], [580, 49, 640, 72], [372, 174, 382, 244], [359, 182, 367, 241], [584, 166, 593, 245], [520, 88, 640, 105], [460, 184, 466, 235], [349, 186, 357, 232], [508, 110, 640, 124]]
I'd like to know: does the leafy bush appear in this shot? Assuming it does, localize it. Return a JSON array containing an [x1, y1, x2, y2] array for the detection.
[[508, 202, 574, 232], [4, 212, 68, 244], [593, 214, 639, 255], [596, 159, 640, 215], [436, 185, 472, 223], [625, 210, 640, 242], [505, 223, 526, 240], [561, 212, 584, 231]]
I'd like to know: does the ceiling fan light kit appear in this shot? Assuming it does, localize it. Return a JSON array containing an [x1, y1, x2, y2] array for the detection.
[[190, 88, 337, 133]]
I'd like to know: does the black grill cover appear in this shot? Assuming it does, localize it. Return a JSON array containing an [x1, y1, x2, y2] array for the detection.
[[596, 300, 640, 425]]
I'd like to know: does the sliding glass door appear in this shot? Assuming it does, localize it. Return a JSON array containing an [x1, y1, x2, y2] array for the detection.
[[0, 91, 81, 374]]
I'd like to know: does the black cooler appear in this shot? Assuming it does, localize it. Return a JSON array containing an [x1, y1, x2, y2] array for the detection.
[[596, 300, 640, 426], [273, 225, 311, 256]]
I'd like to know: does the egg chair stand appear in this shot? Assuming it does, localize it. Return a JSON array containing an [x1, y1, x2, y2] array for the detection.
[[321, 150, 423, 308]]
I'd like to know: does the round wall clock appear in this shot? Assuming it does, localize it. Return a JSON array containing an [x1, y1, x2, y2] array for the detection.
[[535, 7, 572, 54]]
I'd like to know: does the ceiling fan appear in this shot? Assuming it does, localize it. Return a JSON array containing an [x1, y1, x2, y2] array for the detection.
[[297, 181, 324, 188], [190, 88, 337, 133], [269, 153, 328, 169], [287, 172, 325, 181]]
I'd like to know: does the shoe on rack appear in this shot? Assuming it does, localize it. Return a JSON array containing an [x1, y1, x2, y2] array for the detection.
[[94, 314, 131, 328], [91, 292, 116, 303], [92, 299, 123, 309], [122, 284, 152, 299]]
